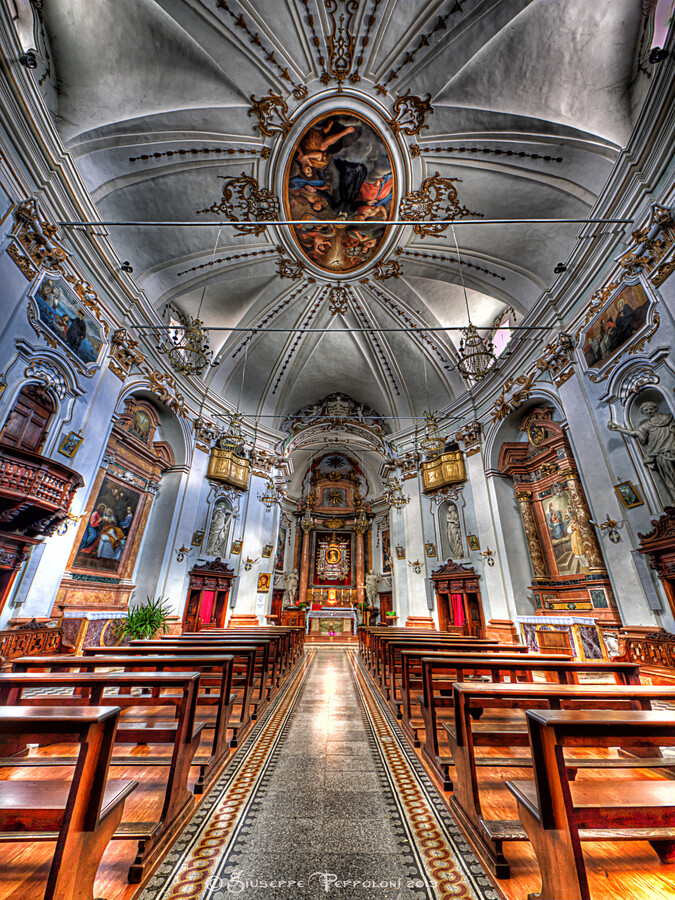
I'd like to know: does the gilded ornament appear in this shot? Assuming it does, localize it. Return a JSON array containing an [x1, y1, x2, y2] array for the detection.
[[247, 91, 294, 138], [399, 172, 482, 238], [198, 173, 280, 236], [374, 259, 402, 280], [388, 90, 434, 136], [325, 0, 358, 87]]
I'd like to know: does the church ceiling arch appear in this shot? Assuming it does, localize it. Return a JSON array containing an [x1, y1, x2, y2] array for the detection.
[[33, 0, 651, 425]]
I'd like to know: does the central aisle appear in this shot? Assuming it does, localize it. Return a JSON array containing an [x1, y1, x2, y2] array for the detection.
[[140, 649, 497, 900]]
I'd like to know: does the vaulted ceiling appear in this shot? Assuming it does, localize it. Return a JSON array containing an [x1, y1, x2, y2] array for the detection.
[[37, 0, 647, 428]]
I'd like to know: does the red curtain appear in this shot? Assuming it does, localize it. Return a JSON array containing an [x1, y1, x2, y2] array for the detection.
[[199, 590, 215, 624], [451, 593, 465, 627]]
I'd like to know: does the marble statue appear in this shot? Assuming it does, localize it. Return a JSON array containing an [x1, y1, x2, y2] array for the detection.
[[365, 569, 381, 606], [608, 401, 675, 503], [445, 503, 463, 558], [205, 501, 231, 557], [283, 570, 299, 606]]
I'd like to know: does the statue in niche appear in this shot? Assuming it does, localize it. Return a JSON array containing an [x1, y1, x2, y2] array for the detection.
[[283, 570, 299, 606], [608, 401, 675, 503], [445, 503, 464, 559], [365, 570, 381, 606], [205, 501, 232, 557]]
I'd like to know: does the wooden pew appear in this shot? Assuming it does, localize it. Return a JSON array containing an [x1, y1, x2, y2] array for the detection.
[[507, 710, 675, 899], [0, 705, 137, 900], [133, 637, 273, 714], [417, 655, 641, 789], [14, 652, 237, 789], [0, 671, 202, 883], [81, 646, 257, 743], [205, 626, 304, 672], [358, 627, 438, 674], [397, 645, 551, 747], [446, 681, 675, 877]]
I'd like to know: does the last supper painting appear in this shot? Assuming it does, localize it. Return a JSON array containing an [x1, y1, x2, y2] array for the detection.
[[283, 111, 396, 274]]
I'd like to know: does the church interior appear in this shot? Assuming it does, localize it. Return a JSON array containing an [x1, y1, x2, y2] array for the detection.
[[0, 1, 675, 898]]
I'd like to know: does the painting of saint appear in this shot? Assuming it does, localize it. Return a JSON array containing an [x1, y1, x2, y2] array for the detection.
[[381, 529, 391, 574], [275, 526, 287, 571], [73, 476, 142, 573], [33, 275, 103, 366], [541, 489, 587, 576], [582, 282, 651, 369], [283, 112, 396, 274]]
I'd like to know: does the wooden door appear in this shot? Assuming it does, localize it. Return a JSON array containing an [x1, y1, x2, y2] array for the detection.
[[0, 385, 54, 453]]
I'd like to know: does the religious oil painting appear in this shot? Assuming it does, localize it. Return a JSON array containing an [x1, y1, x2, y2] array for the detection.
[[283, 111, 395, 274], [74, 475, 142, 574], [257, 573, 271, 593], [57, 430, 83, 459], [614, 480, 643, 509], [231, 539, 243, 555], [381, 528, 391, 574], [262, 543, 273, 558], [33, 274, 104, 365], [541, 489, 588, 576], [466, 535, 480, 551], [274, 526, 287, 571], [582, 282, 652, 369]]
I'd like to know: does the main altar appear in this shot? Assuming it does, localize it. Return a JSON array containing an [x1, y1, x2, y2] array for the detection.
[[306, 606, 358, 635]]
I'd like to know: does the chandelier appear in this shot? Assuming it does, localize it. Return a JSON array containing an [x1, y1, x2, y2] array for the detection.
[[257, 477, 284, 511], [420, 411, 446, 459], [384, 477, 409, 511], [457, 323, 496, 382], [217, 412, 245, 453], [451, 225, 497, 382], [166, 316, 213, 375]]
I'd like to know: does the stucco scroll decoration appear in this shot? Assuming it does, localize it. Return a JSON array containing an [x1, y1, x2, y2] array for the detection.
[[491, 334, 575, 421], [24, 360, 69, 400], [326, 283, 351, 316], [198, 173, 280, 235], [388, 90, 434, 136], [276, 256, 308, 281], [373, 260, 402, 280], [453, 420, 482, 456], [617, 202, 675, 286], [534, 331, 576, 387], [325, 0, 358, 88], [109, 329, 145, 381], [7, 199, 68, 280], [247, 91, 294, 138], [399, 173, 482, 238], [618, 365, 660, 403]]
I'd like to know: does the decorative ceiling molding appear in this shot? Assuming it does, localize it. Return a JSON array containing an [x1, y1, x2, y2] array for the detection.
[[177, 247, 276, 278], [129, 145, 270, 164], [325, 0, 359, 88], [396, 247, 505, 281], [399, 172, 483, 238], [197, 173, 280, 235], [388, 90, 434, 136], [410, 143, 563, 163], [247, 90, 295, 137]]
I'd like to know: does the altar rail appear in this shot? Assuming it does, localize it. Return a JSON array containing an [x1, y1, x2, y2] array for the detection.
[[0, 619, 62, 664], [613, 626, 675, 684]]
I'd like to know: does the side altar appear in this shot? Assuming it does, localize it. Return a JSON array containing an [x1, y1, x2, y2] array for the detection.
[[306, 606, 358, 635]]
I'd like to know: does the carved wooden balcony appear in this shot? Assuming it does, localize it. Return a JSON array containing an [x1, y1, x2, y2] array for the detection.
[[0, 445, 83, 538]]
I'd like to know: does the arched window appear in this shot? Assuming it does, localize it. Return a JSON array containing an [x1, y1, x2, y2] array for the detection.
[[0, 384, 55, 453]]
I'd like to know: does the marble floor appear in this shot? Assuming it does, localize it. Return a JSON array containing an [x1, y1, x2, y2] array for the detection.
[[140, 649, 496, 900]]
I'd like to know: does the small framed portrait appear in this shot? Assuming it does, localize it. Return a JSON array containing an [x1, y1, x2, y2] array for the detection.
[[57, 430, 84, 459], [614, 480, 643, 509], [425, 542, 436, 558], [262, 544, 273, 558], [257, 573, 271, 592], [191, 530, 204, 547], [467, 534, 480, 551], [231, 539, 243, 555], [395, 545, 405, 560]]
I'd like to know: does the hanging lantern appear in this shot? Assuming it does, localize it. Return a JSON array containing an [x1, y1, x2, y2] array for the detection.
[[166, 316, 213, 375], [420, 411, 446, 459], [384, 477, 409, 511], [456, 323, 496, 382], [258, 477, 284, 511]]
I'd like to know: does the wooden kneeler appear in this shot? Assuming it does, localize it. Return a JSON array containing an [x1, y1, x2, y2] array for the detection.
[[0, 706, 137, 900]]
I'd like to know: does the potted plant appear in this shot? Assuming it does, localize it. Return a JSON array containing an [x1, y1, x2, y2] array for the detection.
[[116, 595, 173, 642]]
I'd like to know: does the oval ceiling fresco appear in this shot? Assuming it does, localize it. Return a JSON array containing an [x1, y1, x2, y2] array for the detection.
[[283, 111, 396, 275]]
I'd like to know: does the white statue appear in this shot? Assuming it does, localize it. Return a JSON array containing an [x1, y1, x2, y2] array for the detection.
[[206, 501, 232, 557], [608, 401, 675, 503], [445, 503, 463, 558], [283, 570, 299, 606], [365, 569, 381, 606]]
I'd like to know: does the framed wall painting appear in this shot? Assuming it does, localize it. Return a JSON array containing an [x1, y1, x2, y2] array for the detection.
[[274, 526, 287, 571], [191, 530, 204, 547], [614, 480, 643, 509], [231, 539, 243, 555], [257, 573, 271, 592], [32, 274, 104, 367], [466, 535, 480, 551], [381, 528, 391, 574], [262, 543, 273, 558], [425, 542, 436, 558], [57, 430, 83, 459], [395, 545, 405, 560], [72, 475, 143, 574], [580, 279, 657, 381]]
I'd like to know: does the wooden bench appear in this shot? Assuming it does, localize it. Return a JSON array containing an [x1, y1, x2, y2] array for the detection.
[[358, 627, 439, 676], [507, 710, 675, 899], [14, 653, 237, 787], [0, 705, 137, 900], [446, 681, 675, 877], [0, 671, 204, 883], [81, 645, 258, 743], [417, 655, 641, 789]]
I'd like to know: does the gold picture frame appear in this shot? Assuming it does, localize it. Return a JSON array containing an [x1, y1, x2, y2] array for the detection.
[[614, 480, 643, 509], [395, 546, 405, 560], [467, 534, 480, 551], [57, 430, 84, 459], [262, 543, 273, 558], [231, 539, 243, 555], [257, 573, 271, 592], [425, 542, 436, 558]]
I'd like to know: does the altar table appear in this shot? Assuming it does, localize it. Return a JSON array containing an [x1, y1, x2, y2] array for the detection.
[[306, 607, 358, 634]]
